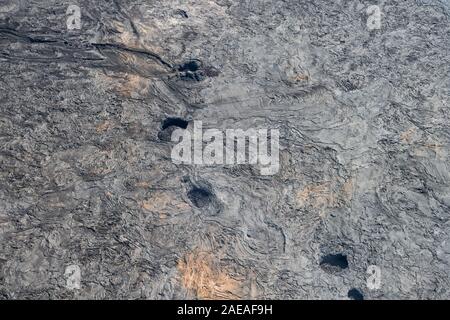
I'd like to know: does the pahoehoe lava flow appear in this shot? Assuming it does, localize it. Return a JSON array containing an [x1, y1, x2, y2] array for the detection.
[[0, 0, 449, 300]]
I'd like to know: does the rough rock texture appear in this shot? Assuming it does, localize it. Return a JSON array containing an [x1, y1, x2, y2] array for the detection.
[[0, 0, 449, 299]]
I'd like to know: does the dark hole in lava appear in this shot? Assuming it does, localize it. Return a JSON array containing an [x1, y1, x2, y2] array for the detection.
[[162, 117, 189, 130], [347, 288, 364, 300], [178, 60, 201, 72], [320, 253, 349, 271], [187, 187, 212, 208], [158, 117, 189, 141]]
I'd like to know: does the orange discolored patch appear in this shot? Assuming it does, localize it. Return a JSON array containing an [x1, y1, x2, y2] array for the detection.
[[116, 74, 151, 98], [296, 178, 354, 217], [135, 181, 151, 188], [400, 127, 417, 144], [414, 139, 447, 160], [177, 250, 243, 300], [91, 70, 157, 99], [296, 183, 336, 210], [96, 120, 113, 133], [291, 74, 309, 82], [341, 178, 354, 202], [140, 191, 189, 215]]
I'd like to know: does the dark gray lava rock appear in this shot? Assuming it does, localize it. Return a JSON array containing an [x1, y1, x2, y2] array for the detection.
[[0, 0, 449, 299]]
